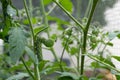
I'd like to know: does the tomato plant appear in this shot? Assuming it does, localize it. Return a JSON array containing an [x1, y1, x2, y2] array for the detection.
[[0, 0, 120, 80]]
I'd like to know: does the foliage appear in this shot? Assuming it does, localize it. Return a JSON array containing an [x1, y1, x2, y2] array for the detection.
[[9, 27, 27, 63], [0, 0, 120, 80]]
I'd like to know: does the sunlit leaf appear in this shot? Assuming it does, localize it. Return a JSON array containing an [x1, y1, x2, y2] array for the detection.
[[50, 34, 57, 41], [106, 42, 113, 46], [70, 47, 78, 55], [59, 0, 73, 13], [43, 0, 52, 6], [23, 17, 37, 25], [88, 54, 115, 67], [117, 34, 120, 39], [9, 27, 26, 63], [33, 25, 48, 36], [112, 56, 120, 62]]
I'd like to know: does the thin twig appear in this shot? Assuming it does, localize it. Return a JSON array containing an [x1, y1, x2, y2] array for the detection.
[[52, 0, 84, 30], [21, 57, 35, 79]]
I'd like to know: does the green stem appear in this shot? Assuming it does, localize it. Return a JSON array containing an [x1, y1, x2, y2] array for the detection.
[[23, 0, 41, 79], [76, 0, 81, 20], [52, 0, 84, 30], [40, 0, 59, 62], [21, 57, 35, 80], [85, 0, 93, 18], [87, 54, 120, 73], [60, 34, 72, 72], [47, 3, 57, 15], [80, 0, 99, 75], [23, 0, 34, 38], [33, 55, 41, 80], [50, 48, 59, 62], [77, 41, 81, 73], [29, 0, 33, 17], [40, 0, 49, 30]]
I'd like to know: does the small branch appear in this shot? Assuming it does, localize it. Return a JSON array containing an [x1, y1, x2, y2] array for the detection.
[[40, 0, 59, 62], [60, 34, 72, 72], [23, 0, 41, 79], [23, 0, 35, 38], [87, 54, 120, 73], [47, 3, 57, 15], [80, 0, 99, 75], [52, 0, 84, 30], [21, 57, 35, 80]]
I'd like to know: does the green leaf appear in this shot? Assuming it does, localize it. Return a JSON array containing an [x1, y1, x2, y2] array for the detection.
[[9, 61, 32, 72], [89, 54, 115, 68], [33, 25, 48, 36], [106, 42, 113, 46], [25, 46, 37, 64], [60, 0, 73, 13], [70, 47, 78, 55], [108, 32, 117, 40], [43, 0, 52, 6], [6, 72, 29, 80], [47, 15, 70, 30], [91, 62, 100, 68], [117, 34, 120, 39], [43, 39, 54, 47], [112, 56, 120, 62], [47, 16, 69, 24], [58, 76, 74, 80], [7, 5, 17, 17], [50, 34, 57, 41], [58, 72, 79, 80], [39, 60, 49, 71], [23, 17, 37, 25], [9, 27, 26, 63]]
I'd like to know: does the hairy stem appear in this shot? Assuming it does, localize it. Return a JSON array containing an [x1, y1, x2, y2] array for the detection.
[[52, 0, 84, 30], [80, 0, 99, 75], [23, 0, 41, 79], [87, 54, 120, 73], [21, 57, 35, 80], [40, 0, 59, 62], [60, 33, 72, 72]]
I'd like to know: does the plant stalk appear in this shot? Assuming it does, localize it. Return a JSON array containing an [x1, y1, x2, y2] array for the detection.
[[23, 0, 41, 79], [87, 54, 120, 73], [85, 0, 93, 18], [76, 0, 82, 20], [80, 0, 99, 75], [21, 57, 35, 80], [52, 0, 84, 30], [60, 34, 72, 72], [40, 0, 59, 62], [77, 41, 81, 73]]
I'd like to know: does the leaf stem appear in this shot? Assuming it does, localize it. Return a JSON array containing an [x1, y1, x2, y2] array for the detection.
[[87, 54, 120, 73], [23, 0, 34, 38], [40, 0, 59, 62], [80, 0, 99, 75], [21, 57, 35, 80], [23, 0, 41, 79], [60, 33, 72, 72], [52, 0, 84, 30]]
